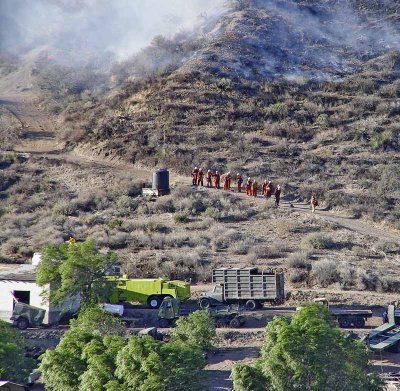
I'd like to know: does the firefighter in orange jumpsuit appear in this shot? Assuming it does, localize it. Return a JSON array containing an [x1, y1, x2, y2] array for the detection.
[[236, 173, 243, 193], [214, 171, 221, 189], [225, 172, 232, 190], [262, 180, 268, 196], [245, 178, 252, 196], [192, 167, 199, 186], [206, 170, 213, 187], [197, 168, 204, 186], [252, 179, 258, 197], [265, 181, 272, 198]]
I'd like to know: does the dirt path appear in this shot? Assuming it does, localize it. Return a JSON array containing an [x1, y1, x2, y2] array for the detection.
[[202, 185, 400, 245]]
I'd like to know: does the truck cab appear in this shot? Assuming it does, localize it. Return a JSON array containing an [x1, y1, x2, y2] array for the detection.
[[199, 285, 224, 308]]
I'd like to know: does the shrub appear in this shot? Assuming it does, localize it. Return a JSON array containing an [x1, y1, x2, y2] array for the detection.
[[311, 259, 339, 286], [289, 269, 309, 284], [174, 213, 189, 223], [171, 310, 216, 350], [52, 199, 78, 216], [287, 251, 312, 269], [302, 233, 335, 250]]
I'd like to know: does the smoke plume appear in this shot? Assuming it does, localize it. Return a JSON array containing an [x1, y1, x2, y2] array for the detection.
[[0, 0, 226, 64]]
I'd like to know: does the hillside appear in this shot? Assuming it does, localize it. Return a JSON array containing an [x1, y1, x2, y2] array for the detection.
[[44, 0, 400, 225], [0, 0, 399, 301]]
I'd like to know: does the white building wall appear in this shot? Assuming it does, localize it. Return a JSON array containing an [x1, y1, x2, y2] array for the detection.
[[0, 280, 51, 323]]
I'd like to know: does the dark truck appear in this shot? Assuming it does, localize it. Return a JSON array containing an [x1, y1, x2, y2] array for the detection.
[[199, 268, 285, 311], [158, 297, 245, 328], [314, 298, 372, 328]]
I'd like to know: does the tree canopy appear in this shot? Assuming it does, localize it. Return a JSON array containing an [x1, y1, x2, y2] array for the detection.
[[0, 320, 35, 383], [40, 307, 206, 391], [36, 239, 117, 305], [171, 309, 216, 350], [231, 303, 383, 391]]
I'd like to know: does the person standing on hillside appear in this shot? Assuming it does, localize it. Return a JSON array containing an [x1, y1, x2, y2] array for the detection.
[[262, 180, 268, 197], [214, 171, 221, 189], [206, 170, 213, 187], [245, 178, 252, 196], [265, 181, 273, 198], [310, 194, 318, 213], [197, 168, 204, 186], [223, 172, 232, 191], [236, 173, 243, 193], [192, 167, 199, 186], [252, 179, 258, 197], [275, 184, 281, 207]]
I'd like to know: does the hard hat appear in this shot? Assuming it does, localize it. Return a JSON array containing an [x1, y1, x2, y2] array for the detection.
[[216, 171, 219, 174], [207, 169, 211, 172], [195, 166, 198, 169], [268, 181, 271, 184], [199, 168, 202, 171], [248, 177, 251, 180], [237, 173, 240, 176]]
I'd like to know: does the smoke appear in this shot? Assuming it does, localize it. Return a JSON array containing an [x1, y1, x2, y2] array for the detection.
[[0, 0, 226, 64], [209, 0, 400, 80]]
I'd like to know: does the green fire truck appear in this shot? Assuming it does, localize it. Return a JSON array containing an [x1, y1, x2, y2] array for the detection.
[[108, 276, 191, 309]]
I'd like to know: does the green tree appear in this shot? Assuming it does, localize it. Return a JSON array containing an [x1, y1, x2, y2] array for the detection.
[[0, 321, 35, 383], [171, 309, 216, 350], [40, 307, 206, 391], [40, 307, 125, 391], [115, 336, 206, 391], [232, 304, 383, 391], [36, 239, 117, 305]]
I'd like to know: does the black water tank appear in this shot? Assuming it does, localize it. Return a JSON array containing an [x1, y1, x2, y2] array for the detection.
[[152, 169, 170, 195]]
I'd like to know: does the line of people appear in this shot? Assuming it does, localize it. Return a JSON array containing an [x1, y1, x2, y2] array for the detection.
[[191, 167, 282, 207]]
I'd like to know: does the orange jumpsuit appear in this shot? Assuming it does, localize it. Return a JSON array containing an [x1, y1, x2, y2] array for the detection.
[[197, 170, 204, 186], [265, 185, 272, 198], [223, 176, 229, 190], [192, 168, 199, 185], [206, 171, 212, 187], [252, 181, 258, 197], [262, 182, 267, 196], [245, 180, 252, 196], [214, 172, 220, 189], [236, 175, 243, 192]]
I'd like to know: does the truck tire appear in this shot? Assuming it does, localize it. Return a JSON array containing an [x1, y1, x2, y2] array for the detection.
[[199, 298, 211, 309], [338, 318, 351, 328], [353, 317, 365, 328], [229, 317, 240, 328], [147, 296, 162, 309], [245, 300, 258, 311], [17, 317, 29, 330]]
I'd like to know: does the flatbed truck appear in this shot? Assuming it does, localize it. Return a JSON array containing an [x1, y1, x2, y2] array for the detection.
[[314, 298, 372, 328]]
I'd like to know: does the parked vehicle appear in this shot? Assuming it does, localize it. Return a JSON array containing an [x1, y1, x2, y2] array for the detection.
[[199, 268, 284, 310], [108, 276, 191, 309], [367, 305, 400, 352], [10, 302, 77, 330], [10, 303, 46, 330], [157, 297, 246, 328], [313, 298, 372, 328]]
